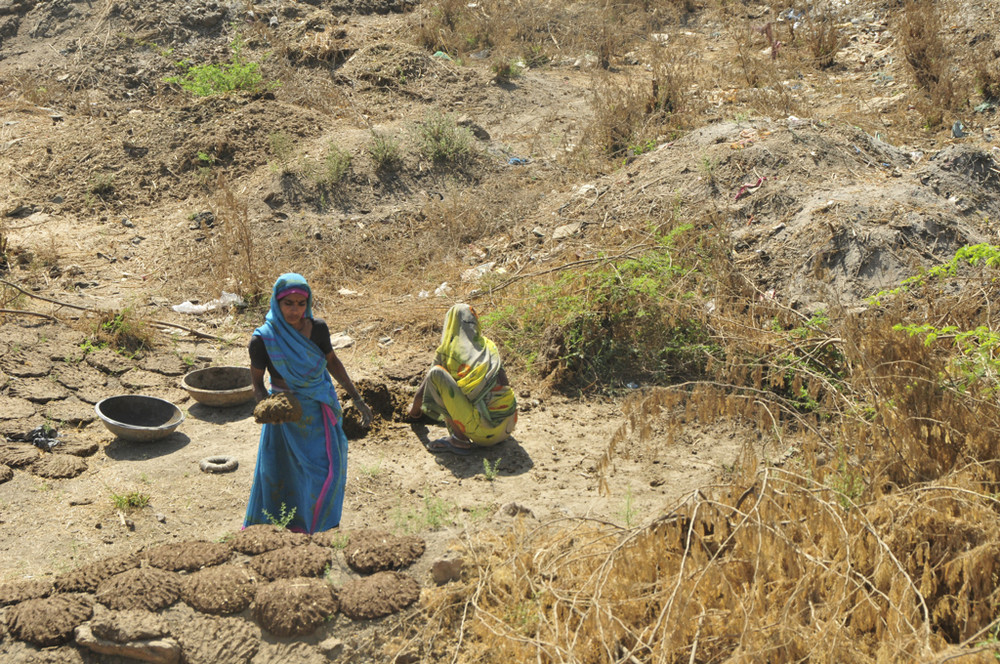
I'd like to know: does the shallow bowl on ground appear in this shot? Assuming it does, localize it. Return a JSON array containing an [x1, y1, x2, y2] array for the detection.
[[95, 395, 185, 442], [181, 366, 254, 407]]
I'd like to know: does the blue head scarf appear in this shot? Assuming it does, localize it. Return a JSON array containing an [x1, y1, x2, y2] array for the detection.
[[253, 273, 340, 411]]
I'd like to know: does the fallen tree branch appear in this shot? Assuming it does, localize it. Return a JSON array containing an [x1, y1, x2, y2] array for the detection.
[[0, 278, 230, 342], [0, 308, 60, 321]]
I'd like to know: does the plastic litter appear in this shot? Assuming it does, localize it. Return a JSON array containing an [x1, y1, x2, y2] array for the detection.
[[432, 51, 452, 60], [10, 426, 61, 451], [462, 262, 496, 282], [172, 291, 244, 314], [952, 121, 966, 138], [434, 282, 452, 297], [508, 157, 529, 165], [734, 176, 767, 201]]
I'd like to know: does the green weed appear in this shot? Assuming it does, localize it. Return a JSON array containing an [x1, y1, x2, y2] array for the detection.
[[367, 131, 403, 173], [392, 495, 456, 534], [268, 131, 296, 175], [619, 486, 637, 528], [262, 503, 297, 529], [483, 457, 502, 481], [413, 112, 475, 165], [164, 35, 272, 96], [110, 490, 151, 511], [483, 221, 718, 387]]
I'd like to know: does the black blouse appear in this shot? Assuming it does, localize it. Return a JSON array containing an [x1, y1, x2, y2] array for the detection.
[[248, 318, 334, 383]]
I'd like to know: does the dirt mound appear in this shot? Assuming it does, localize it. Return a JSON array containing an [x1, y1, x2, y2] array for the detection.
[[344, 529, 425, 573], [168, 612, 262, 664], [89, 609, 170, 642], [251, 577, 338, 637], [141, 541, 233, 572], [4, 594, 93, 647], [341, 379, 411, 438], [54, 554, 140, 593], [339, 41, 438, 89], [249, 543, 332, 581], [228, 524, 309, 555], [0, 579, 52, 607], [95, 567, 182, 612], [181, 565, 258, 615], [29, 454, 86, 479], [338, 571, 420, 620]]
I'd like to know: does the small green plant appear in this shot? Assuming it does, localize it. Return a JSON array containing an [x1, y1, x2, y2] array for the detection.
[[491, 57, 523, 83], [826, 453, 864, 511], [78, 338, 104, 355], [195, 151, 215, 188], [164, 35, 271, 97], [483, 457, 502, 481], [367, 131, 403, 173], [110, 490, 151, 511], [262, 503, 297, 529], [391, 494, 456, 534], [619, 486, 637, 528], [413, 112, 475, 165], [326, 532, 350, 549], [268, 131, 296, 175], [321, 143, 351, 184], [360, 457, 383, 478], [92, 307, 154, 355], [89, 173, 115, 198]]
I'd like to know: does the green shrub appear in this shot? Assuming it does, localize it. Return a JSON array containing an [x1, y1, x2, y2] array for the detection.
[[367, 131, 403, 173], [165, 36, 271, 96], [484, 223, 718, 388], [413, 112, 475, 165]]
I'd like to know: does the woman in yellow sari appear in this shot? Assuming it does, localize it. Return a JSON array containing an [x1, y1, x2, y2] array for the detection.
[[408, 304, 517, 454]]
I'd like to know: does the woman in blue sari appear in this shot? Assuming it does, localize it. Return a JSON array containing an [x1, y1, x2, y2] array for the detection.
[[244, 273, 372, 533]]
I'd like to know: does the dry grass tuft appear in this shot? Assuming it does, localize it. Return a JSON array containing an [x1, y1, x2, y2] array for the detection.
[[898, 0, 964, 126], [206, 176, 270, 298]]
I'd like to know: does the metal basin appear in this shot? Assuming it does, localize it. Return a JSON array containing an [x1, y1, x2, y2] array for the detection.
[[181, 366, 254, 407], [95, 395, 185, 442]]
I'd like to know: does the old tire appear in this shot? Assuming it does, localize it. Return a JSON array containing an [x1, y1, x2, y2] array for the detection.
[[199, 456, 238, 474]]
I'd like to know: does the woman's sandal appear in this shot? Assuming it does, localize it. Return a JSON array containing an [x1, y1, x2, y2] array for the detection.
[[424, 436, 473, 456]]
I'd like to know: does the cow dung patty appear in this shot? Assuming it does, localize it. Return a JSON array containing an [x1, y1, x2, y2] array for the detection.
[[142, 540, 233, 572], [249, 544, 332, 581], [229, 524, 309, 555], [30, 453, 87, 479], [253, 392, 302, 424], [344, 529, 425, 574], [182, 565, 258, 615], [0, 443, 39, 468], [5, 594, 93, 646], [251, 577, 338, 637], [0, 577, 53, 606], [95, 567, 182, 611], [338, 571, 421, 620], [168, 612, 261, 664], [54, 553, 140, 593]]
